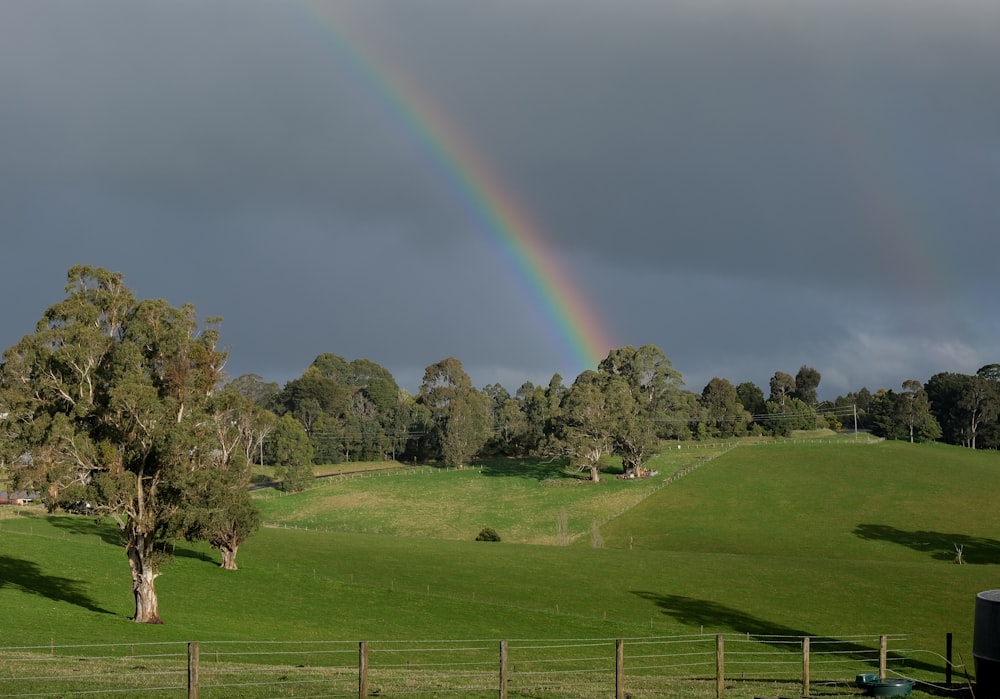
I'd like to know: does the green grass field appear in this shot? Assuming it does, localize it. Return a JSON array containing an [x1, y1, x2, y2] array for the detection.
[[254, 447, 710, 544], [0, 437, 997, 697]]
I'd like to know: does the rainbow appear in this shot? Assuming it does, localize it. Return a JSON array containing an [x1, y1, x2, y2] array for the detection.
[[294, 2, 615, 372]]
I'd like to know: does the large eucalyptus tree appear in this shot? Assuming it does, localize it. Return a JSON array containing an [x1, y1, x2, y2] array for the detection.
[[898, 379, 939, 444], [926, 371, 1000, 448], [598, 344, 685, 475], [174, 385, 266, 570], [417, 357, 490, 466], [559, 370, 617, 482], [0, 266, 232, 623]]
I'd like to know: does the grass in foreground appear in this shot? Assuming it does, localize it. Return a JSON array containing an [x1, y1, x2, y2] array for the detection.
[[0, 438, 995, 697]]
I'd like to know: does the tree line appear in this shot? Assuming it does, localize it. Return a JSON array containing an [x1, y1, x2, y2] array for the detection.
[[821, 367, 1000, 449], [1, 267, 996, 624], [247, 351, 1000, 478]]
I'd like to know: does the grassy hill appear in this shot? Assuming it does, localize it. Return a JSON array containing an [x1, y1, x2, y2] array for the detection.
[[253, 446, 713, 544], [0, 437, 997, 696]]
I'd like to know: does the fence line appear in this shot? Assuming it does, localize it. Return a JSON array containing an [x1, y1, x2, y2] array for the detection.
[[0, 632, 968, 698]]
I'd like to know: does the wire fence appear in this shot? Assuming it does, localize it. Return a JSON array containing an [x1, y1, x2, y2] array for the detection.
[[0, 632, 969, 698]]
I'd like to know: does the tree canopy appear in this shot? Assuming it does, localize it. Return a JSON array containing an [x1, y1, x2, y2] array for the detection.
[[417, 358, 491, 466], [0, 266, 248, 622]]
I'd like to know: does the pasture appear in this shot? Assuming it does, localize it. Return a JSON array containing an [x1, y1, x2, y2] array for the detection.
[[0, 437, 997, 697]]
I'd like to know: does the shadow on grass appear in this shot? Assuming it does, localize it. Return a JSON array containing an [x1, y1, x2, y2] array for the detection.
[[854, 524, 1000, 565], [477, 457, 620, 482], [0, 555, 114, 614], [479, 457, 575, 481], [46, 515, 222, 567], [631, 592, 943, 675], [48, 515, 123, 546], [170, 545, 217, 565]]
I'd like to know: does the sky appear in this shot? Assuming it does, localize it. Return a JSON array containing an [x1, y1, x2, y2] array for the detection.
[[2, 0, 998, 399]]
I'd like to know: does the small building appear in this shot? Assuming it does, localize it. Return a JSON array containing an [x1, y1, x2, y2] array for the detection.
[[0, 491, 37, 505]]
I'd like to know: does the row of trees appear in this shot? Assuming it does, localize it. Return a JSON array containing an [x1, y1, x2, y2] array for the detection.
[[244, 351, 1000, 478], [245, 356, 837, 479], [823, 367, 1000, 448], [251, 346, 1000, 490], [1, 267, 996, 625], [240, 346, 690, 482]]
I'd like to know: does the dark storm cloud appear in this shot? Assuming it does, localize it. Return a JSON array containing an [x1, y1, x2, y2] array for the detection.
[[1, 0, 998, 397], [406, 0, 1000, 282]]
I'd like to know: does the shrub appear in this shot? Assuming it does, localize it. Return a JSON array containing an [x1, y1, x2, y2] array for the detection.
[[475, 527, 501, 542]]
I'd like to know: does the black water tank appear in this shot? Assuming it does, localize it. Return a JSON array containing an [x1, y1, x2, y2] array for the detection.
[[974, 590, 1000, 699]]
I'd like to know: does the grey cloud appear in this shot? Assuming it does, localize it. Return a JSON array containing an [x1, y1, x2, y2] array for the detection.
[[1, 0, 997, 397]]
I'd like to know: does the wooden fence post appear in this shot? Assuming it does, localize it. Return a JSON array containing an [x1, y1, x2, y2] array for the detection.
[[188, 642, 199, 699], [616, 639, 624, 699], [499, 640, 508, 699], [802, 636, 810, 698], [716, 634, 725, 699], [359, 641, 368, 699], [879, 635, 887, 680]]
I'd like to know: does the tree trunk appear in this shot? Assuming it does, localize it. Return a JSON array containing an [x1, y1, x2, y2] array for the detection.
[[219, 544, 238, 571], [127, 532, 162, 624]]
